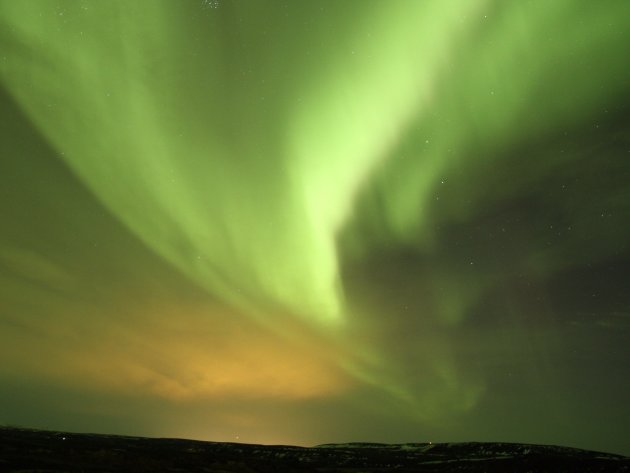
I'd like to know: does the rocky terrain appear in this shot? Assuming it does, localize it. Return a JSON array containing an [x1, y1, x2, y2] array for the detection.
[[1, 427, 628, 472]]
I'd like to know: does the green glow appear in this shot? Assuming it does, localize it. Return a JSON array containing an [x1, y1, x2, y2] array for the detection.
[[1, 0, 629, 451]]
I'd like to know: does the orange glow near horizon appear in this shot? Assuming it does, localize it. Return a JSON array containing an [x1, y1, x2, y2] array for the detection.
[[0, 301, 351, 402]]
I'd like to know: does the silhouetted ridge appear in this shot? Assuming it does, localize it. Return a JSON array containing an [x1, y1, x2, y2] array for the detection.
[[1, 427, 628, 472]]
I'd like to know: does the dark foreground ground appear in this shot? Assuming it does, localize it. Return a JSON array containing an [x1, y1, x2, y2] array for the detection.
[[0, 427, 628, 472]]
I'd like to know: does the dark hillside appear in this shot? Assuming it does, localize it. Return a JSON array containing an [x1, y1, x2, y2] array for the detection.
[[1, 427, 628, 472]]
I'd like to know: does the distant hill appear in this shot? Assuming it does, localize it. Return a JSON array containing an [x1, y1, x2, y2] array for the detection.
[[1, 426, 628, 472]]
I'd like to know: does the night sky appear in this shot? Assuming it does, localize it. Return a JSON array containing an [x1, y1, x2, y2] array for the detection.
[[1, 0, 629, 456]]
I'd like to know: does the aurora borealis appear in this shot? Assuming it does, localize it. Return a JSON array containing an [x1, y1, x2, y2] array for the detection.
[[1, 0, 629, 455]]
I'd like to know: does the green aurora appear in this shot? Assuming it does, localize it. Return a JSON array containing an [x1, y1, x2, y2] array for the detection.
[[1, 0, 629, 455]]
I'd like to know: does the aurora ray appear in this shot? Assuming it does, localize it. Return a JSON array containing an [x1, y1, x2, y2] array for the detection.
[[1, 0, 629, 455]]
